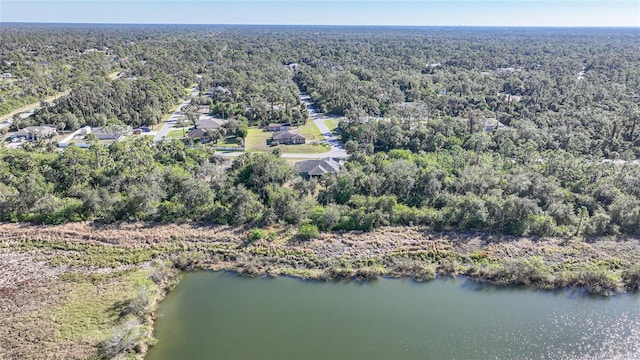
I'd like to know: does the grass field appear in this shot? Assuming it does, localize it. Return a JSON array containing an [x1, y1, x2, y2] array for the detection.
[[167, 129, 187, 139], [324, 119, 342, 133], [54, 270, 150, 341], [245, 123, 330, 154], [295, 121, 324, 141], [218, 136, 243, 147]]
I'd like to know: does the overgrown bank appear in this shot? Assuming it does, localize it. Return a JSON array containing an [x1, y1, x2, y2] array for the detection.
[[1, 222, 639, 359]]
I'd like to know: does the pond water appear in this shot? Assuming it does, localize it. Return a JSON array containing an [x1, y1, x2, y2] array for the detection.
[[146, 271, 639, 360]]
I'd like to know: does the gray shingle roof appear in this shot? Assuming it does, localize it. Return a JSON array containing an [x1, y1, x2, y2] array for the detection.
[[272, 130, 305, 141], [294, 159, 340, 176], [196, 117, 226, 129]]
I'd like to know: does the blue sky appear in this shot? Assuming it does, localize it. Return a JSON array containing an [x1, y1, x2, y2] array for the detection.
[[1, 1, 638, 27]]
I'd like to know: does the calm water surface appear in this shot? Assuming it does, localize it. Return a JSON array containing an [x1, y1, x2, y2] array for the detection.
[[146, 272, 639, 360]]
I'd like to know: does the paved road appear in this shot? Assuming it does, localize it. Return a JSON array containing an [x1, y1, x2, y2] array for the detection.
[[299, 94, 348, 159], [154, 86, 199, 141]]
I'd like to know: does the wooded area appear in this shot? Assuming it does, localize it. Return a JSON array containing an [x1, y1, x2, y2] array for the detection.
[[0, 24, 638, 237]]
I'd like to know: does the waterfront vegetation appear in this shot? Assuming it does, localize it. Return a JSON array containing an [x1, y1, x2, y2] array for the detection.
[[1, 24, 640, 359], [1, 220, 639, 358]]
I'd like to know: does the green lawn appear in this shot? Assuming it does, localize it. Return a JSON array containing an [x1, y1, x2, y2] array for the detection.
[[245, 123, 330, 154], [54, 270, 151, 342], [245, 128, 273, 152], [324, 119, 341, 132], [294, 121, 324, 141], [280, 142, 331, 154], [218, 136, 243, 148], [167, 129, 188, 139]]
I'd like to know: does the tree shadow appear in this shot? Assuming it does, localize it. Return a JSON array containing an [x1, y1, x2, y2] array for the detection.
[[108, 299, 133, 319]]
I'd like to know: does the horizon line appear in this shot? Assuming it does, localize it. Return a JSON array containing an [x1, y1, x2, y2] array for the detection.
[[2, 21, 639, 29]]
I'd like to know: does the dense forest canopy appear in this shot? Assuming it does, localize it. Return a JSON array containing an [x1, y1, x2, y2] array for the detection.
[[0, 24, 639, 236]]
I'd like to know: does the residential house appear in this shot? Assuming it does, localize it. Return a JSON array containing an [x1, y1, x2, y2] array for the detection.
[[196, 116, 226, 130], [270, 130, 306, 145], [187, 128, 208, 141], [10, 125, 57, 141], [484, 118, 507, 132], [1, 73, 11, 79], [294, 158, 340, 179], [206, 86, 230, 97], [268, 123, 291, 132], [91, 126, 129, 140]]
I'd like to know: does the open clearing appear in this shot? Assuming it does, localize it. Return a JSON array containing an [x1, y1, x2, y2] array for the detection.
[[245, 123, 330, 154]]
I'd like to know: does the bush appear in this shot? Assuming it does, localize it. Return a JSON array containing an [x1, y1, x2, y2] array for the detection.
[[149, 260, 179, 288], [97, 319, 147, 360], [566, 267, 620, 295], [247, 228, 269, 242], [622, 264, 640, 291], [124, 283, 155, 318], [391, 258, 437, 282], [322, 266, 353, 279], [297, 223, 320, 240], [355, 267, 380, 280]]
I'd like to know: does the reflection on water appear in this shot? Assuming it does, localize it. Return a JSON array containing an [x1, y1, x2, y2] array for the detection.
[[146, 272, 639, 360]]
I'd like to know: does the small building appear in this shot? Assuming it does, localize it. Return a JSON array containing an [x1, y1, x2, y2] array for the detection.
[[270, 130, 306, 145], [268, 123, 291, 132], [1, 73, 11, 79], [10, 125, 57, 141], [484, 118, 507, 132], [206, 86, 230, 96], [294, 158, 340, 179], [80, 126, 92, 136]]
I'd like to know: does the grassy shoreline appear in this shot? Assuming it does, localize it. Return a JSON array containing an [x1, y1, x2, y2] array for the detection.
[[1, 222, 639, 359]]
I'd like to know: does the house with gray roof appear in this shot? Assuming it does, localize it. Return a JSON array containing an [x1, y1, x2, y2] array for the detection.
[[268, 123, 291, 132], [196, 116, 226, 130], [91, 125, 130, 140], [270, 130, 305, 145], [187, 128, 208, 140], [10, 125, 57, 141], [484, 118, 507, 132], [294, 158, 340, 179]]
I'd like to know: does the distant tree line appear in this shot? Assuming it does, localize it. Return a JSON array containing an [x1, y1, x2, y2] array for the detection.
[[0, 25, 638, 236]]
